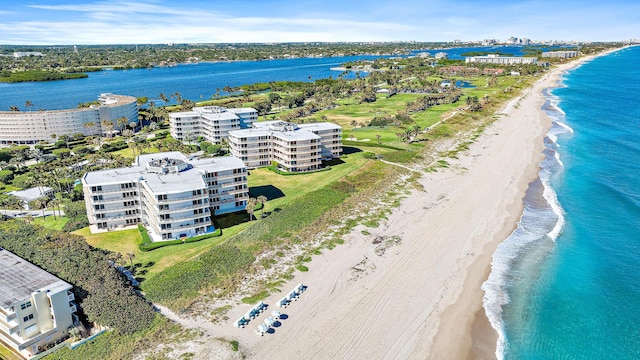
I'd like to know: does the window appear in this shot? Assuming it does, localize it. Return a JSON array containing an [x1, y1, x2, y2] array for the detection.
[[20, 301, 32, 310], [23, 314, 34, 322]]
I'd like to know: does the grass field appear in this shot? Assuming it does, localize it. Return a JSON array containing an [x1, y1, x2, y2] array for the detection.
[[33, 215, 69, 231], [0, 343, 20, 360], [74, 221, 250, 280]]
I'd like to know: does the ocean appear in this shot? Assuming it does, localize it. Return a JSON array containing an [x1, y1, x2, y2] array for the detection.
[[483, 45, 640, 359]]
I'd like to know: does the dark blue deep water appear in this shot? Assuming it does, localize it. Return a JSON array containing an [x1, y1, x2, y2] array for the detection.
[[483, 45, 640, 359]]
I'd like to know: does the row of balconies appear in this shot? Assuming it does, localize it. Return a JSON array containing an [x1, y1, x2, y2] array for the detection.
[[94, 212, 139, 222], [154, 193, 208, 204]]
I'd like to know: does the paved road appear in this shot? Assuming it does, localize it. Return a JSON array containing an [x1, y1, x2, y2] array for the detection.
[[1, 209, 64, 218]]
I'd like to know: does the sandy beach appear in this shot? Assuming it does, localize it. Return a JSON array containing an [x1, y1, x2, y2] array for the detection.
[[158, 53, 615, 360]]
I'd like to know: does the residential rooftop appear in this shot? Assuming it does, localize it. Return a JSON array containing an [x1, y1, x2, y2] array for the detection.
[[82, 152, 245, 186], [0, 248, 71, 308]]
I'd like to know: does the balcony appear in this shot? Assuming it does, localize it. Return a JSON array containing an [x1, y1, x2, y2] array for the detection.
[[155, 193, 208, 204], [67, 292, 75, 301], [90, 196, 139, 205], [69, 302, 77, 313]]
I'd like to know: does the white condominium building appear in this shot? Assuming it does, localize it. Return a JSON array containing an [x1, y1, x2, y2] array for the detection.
[[228, 121, 342, 172], [169, 106, 258, 144], [0, 93, 138, 146], [82, 152, 248, 241], [0, 248, 77, 358], [465, 54, 538, 65], [541, 50, 579, 58]]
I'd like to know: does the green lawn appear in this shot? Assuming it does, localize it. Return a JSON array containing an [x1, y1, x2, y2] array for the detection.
[[0, 343, 20, 360], [33, 215, 69, 231], [247, 150, 369, 210], [75, 219, 251, 280]]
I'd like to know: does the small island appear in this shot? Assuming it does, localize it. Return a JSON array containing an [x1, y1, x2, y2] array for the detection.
[[0, 70, 88, 83]]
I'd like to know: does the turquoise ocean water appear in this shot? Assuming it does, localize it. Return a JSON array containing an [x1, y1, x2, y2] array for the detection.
[[483, 45, 640, 359]]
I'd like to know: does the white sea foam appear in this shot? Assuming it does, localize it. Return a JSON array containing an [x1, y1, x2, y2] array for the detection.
[[555, 121, 574, 134], [483, 85, 569, 360]]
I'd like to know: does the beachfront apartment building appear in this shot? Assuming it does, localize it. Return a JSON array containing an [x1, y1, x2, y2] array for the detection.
[[0, 248, 77, 358], [541, 50, 579, 58], [0, 93, 138, 147], [228, 121, 342, 172], [465, 54, 538, 65], [82, 152, 248, 241], [169, 106, 258, 144]]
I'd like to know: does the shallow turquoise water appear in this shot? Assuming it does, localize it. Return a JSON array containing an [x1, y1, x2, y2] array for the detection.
[[484, 46, 640, 359]]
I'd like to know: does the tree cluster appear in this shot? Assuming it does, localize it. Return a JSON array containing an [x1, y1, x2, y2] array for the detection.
[[0, 220, 156, 333]]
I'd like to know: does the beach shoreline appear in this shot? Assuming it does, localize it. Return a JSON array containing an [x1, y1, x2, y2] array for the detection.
[[156, 49, 624, 360], [459, 48, 625, 360]]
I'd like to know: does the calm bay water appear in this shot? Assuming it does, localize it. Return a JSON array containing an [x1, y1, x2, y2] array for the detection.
[[0, 45, 538, 111], [483, 45, 640, 359]]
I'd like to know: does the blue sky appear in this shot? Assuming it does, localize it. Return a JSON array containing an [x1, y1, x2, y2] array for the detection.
[[0, 0, 637, 44]]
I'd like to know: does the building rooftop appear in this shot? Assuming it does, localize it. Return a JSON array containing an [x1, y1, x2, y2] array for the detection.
[[8, 186, 52, 203], [299, 122, 342, 131], [83, 152, 246, 187], [142, 171, 207, 194], [170, 106, 257, 120], [230, 121, 322, 141], [0, 248, 71, 308]]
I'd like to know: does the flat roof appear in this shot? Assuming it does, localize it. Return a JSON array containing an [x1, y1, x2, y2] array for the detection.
[[8, 186, 52, 202], [0, 248, 71, 308], [83, 152, 245, 187], [189, 156, 246, 172], [142, 171, 207, 194], [228, 108, 257, 114], [272, 129, 320, 141], [298, 122, 342, 131]]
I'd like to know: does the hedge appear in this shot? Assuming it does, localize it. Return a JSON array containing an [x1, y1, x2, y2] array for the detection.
[[138, 225, 222, 252]]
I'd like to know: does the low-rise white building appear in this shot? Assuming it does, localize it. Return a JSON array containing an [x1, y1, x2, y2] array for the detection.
[[465, 54, 538, 65], [82, 152, 248, 241], [0, 248, 77, 358], [7, 186, 54, 210], [541, 50, 579, 58], [228, 121, 342, 172], [169, 106, 257, 144], [0, 93, 138, 146]]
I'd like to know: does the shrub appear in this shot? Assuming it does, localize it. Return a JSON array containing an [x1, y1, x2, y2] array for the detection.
[[52, 148, 71, 158], [0, 169, 13, 183], [0, 221, 155, 333]]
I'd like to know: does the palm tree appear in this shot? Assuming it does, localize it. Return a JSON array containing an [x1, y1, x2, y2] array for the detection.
[[25, 100, 33, 111], [170, 92, 182, 103], [48, 197, 59, 220], [29, 197, 49, 218], [126, 252, 135, 268], [245, 198, 258, 221], [9, 105, 19, 111], [159, 93, 168, 105], [101, 120, 114, 139], [116, 116, 129, 131], [84, 121, 96, 136], [257, 195, 267, 219]]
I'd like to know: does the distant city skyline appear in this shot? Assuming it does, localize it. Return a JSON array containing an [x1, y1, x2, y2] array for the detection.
[[0, 0, 637, 45]]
